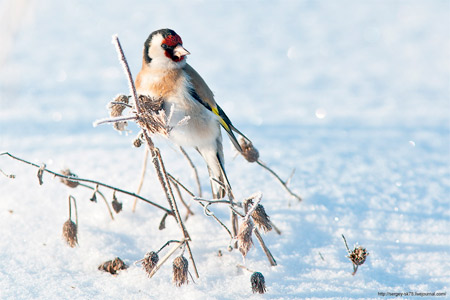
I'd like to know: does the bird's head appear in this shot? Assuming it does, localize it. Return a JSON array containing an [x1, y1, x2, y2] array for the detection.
[[143, 29, 190, 69]]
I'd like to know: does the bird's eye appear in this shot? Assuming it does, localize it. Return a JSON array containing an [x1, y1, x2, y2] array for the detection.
[[161, 43, 168, 50]]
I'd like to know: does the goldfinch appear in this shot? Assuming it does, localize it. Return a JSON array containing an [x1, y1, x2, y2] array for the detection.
[[135, 28, 245, 199]]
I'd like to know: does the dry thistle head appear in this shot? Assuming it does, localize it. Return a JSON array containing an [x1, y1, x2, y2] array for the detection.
[[142, 251, 159, 276], [348, 246, 369, 266], [251, 204, 272, 233], [251, 272, 266, 294], [98, 257, 128, 275], [62, 219, 78, 247], [173, 255, 189, 286], [239, 138, 259, 163], [237, 219, 254, 257], [60, 169, 79, 188]]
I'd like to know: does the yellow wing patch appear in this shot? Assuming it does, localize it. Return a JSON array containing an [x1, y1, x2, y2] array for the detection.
[[212, 107, 230, 132]]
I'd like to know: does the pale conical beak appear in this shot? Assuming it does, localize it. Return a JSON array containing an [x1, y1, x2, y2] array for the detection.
[[173, 44, 190, 59]]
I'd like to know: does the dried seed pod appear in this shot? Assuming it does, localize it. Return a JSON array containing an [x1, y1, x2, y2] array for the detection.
[[109, 94, 129, 117], [62, 219, 78, 247], [111, 191, 122, 213], [142, 251, 159, 276], [239, 138, 259, 163], [98, 257, 128, 275], [133, 137, 143, 148], [90, 192, 97, 202], [251, 204, 272, 233], [37, 164, 45, 185], [172, 255, 189, 286], [250, 272, 266, 294], [60, 169, 79, 188], [109, 94, 130, 131], [237, 219, 254, 257], [348, 246, 369, 266]]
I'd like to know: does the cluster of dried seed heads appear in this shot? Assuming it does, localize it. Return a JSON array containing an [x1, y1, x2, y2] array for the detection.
[[172, 255, 189, 286], [98, 257, 128, 275]]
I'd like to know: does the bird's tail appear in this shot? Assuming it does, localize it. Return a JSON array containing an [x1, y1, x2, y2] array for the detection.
[[197, 140, 229, 199]]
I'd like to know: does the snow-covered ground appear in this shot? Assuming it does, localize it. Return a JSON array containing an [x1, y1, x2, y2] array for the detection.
[[1, 0, 449, 299]]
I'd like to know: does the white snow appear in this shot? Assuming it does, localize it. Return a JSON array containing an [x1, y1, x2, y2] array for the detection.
[[1, 0, 449, 299]]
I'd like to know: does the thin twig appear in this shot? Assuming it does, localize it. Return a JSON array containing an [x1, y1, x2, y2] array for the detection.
[[112, 35, 141, 115], [342, 234, 351, 253], [237, 264, 254, 273], [68, 195, 78, 227], [157, 240, 183, 253], [93, 115, 137, 127], [179, 146, 202, 197], [253, 228, 277, 266], [132, 147, 149, 212], [256, 159, 302, 202], [1, 152, 173, 215], [169, 177, 195, 220]]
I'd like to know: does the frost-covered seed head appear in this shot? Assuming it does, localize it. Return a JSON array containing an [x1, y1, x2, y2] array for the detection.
[[349, 246, 369, 266], [62, 219, 78, 247], [251, 204, 272, 233], [251, 272, 266, 294], [172, 255, 189, 286], [237, 219, 254, 257], [60, 169, 79, 188], [142, 251, 159, 276], [239, 138, 259, 163]]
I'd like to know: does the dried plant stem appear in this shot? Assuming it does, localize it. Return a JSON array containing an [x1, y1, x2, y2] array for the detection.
[[84, 184, 114, 220], [342, 234, 351, 252], [237, 264, 254, 273], [68, 195, 78, 227], [112, 35, 141, 115], [132, 147, 149, 212], [149, 142, 199, 278], [171, 178, 195, 220], [256, 159, 302, 202], [342, 234, 358, 275], [0, 152, 172, 216], [149, 240, 185, 278], [179, 146, 202, 197], [112, 35, 199, 279], [253, 228, 277, 266], [0, 169, 15, 178]]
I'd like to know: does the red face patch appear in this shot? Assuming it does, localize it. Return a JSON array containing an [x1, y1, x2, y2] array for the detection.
[[163, 34, 183, 47]]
